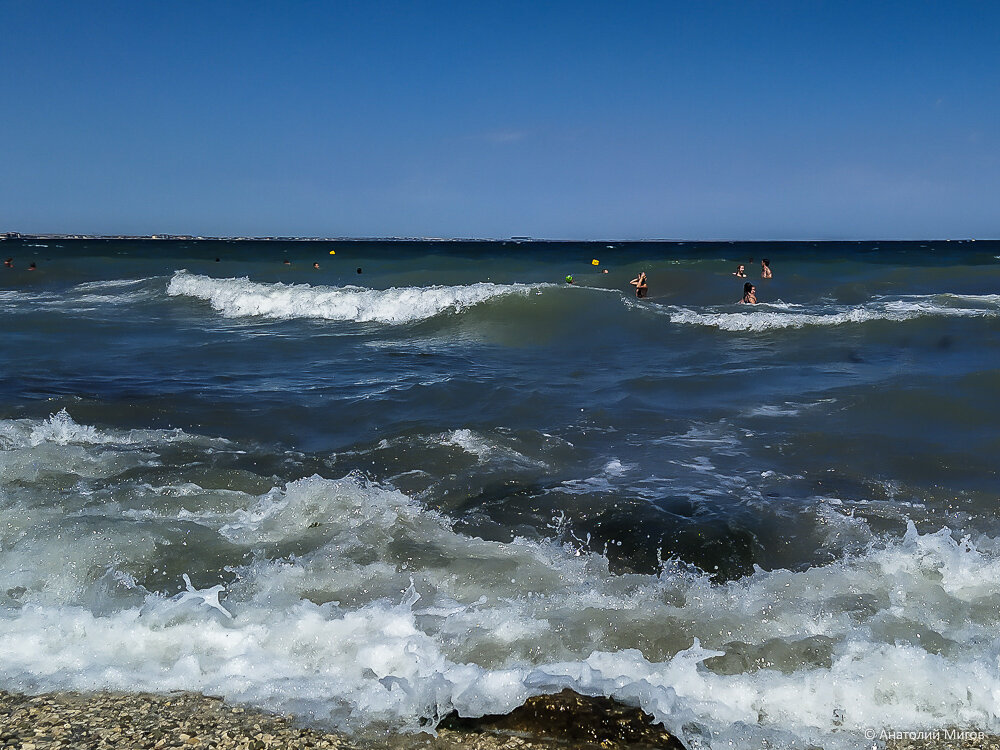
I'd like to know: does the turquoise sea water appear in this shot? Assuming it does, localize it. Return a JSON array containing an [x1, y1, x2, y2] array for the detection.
[[2, 239, 999, 749]]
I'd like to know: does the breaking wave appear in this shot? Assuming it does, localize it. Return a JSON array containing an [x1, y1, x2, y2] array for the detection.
[[4, 413, 1000, 748], [166, 271, 549, 324], [661, 294, 1000, 331]]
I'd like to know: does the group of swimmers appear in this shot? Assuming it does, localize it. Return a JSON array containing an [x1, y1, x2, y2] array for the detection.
[[734, 259, 771, 304], [4, 258, 35, 270], [620, 259, 772, 303], [281, 258, 363, 273]]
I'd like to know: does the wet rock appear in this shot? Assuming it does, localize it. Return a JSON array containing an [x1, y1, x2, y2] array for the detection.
[[440, 689, 683, 748]]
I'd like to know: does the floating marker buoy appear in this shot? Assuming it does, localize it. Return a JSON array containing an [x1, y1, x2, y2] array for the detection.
[[592, 259, 599, 266], [329, 250, 336, 254]]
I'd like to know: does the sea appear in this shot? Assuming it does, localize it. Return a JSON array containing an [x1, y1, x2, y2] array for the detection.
[[1, 238, 999, 749]]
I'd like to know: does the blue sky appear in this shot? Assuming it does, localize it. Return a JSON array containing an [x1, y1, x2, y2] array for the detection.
[[2, 1, 998, 239]]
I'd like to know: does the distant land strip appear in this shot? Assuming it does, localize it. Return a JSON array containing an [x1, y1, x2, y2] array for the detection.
[[0, 232, 990, 244]]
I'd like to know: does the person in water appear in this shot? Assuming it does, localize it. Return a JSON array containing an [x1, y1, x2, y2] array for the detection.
[[761, 259, 772, 279], [629, 271, 648, 298], [733, 264, 746, 277], [740, 282, 757, 304]]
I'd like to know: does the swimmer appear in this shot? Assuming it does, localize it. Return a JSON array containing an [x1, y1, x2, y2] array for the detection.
[[356, 267, 363, 274], [629, 271, 648, 298], [283, 259, 291, 265], [313, 262, 320, 269], [565, 275, 574, 284], [733, 264, 746, 278], [602, 269, 609, 274], [4, 258, 12, 268], [761, 259, 772, 279], [739, 282, 757, 304], [27, 262, 36, 271]]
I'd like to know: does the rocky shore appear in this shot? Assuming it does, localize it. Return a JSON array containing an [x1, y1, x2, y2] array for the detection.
[[0, 689, 995, 750], [0, 690, 680, 750]]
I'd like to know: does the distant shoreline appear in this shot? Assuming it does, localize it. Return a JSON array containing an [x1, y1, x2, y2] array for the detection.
[[0, 233, 991, 244]]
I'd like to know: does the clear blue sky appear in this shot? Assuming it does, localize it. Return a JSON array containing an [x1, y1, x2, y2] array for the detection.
[[2, 1, 998, 239]]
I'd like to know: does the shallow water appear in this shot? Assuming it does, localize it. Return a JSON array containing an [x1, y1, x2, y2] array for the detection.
[[2, 239, 999, 749]]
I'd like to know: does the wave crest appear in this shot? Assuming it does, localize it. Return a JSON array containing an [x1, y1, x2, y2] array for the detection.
[[167, 271, 546, 324], [663, 294, 1000, 331]]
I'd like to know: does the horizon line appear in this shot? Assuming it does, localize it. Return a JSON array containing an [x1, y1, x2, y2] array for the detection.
[[2, 232, 993, 244]]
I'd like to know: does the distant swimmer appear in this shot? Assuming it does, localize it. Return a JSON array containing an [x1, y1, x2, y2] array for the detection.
[[740, 282, 757, 304], [629, 271, 648, 298], [761, 259, 772, 279], [283, 259, 291, 265], [313, 262, 320, 269], [27, 262, 36, 271], [356, 267, 363, 274], [3, 258, 12, 268], [565, 275, 575, 284], [733, 264, 746, 278]]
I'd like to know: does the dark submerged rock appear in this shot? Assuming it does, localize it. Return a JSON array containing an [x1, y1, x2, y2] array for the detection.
[[440, 689, 683, 749]]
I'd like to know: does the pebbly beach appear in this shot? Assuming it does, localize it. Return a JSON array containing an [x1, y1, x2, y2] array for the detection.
[[1, 689, 996, 750]]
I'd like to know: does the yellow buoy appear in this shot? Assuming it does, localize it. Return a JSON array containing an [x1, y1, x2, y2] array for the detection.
[[329, 250, 336, 255], [591, 259, 599, 266]]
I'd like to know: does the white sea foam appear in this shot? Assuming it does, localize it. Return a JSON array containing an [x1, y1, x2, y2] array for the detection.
[[72, 278, 153, 291], [4, 416, 1000, 748], [437, 429, 543, 467], [662, 293, 1000, 331], [166, 271, 547, 324], [440, 429, 501, 461], [0, 410, 228, 486], [0, 289, 60, 312], [0, 409, 225, 450], [1, 279, 159, 314], [747, 400, 834, 418]]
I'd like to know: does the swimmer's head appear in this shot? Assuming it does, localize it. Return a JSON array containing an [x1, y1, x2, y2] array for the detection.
[[565, 275, 574, 283]]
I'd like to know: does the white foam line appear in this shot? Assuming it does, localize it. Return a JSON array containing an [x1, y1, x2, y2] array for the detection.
[[660, 293, 1000, 331], [167, 271, 550, 324]]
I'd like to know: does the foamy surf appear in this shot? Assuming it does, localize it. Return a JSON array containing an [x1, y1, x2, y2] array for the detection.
[[660, 293, 1000, 331], [166, 271, 548, 324], [1, 278, 160, 315], [3, 412, 1000, 748]]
